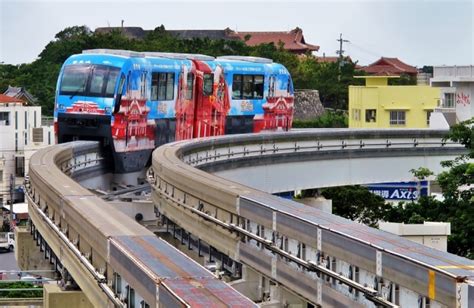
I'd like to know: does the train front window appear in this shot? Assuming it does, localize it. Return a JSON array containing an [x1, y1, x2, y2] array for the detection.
[[59, 64, 120, 98], [89, 67, 107, 95], [60, 65, 90, 95], [203, 74, 214, 96], [105, 68, 120, 96]]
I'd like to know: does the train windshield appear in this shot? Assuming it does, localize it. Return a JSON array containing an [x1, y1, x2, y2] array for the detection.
[[59, 64, 121, 98]]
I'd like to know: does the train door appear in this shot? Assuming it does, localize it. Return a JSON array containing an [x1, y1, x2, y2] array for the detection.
[[193, 62, 230, 138], [212, 65, 230, 136], [175, 63, 196, 141]]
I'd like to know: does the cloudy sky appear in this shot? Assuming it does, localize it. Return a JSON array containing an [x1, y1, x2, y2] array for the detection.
[[1, 0, 473, 66]]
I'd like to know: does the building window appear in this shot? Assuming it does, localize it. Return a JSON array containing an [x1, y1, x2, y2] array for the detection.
[[151, 72, 174, 101], [426, 110, 433, 125], [24, 111, 27, 130], [15, 157, 25, 177], [443, 93, 455, 108], [365, 109, 377, 122], [389, 110, 406, 125], [351, 109, 361, 121], [0, 170, 3, 182], [34, 111, 37, 128], [15, 132, 18, 151], [0, 112, 10, 126], [15, 112, 18, 130], [232, 74, 264, 99], [24, 132, 28, 146], [48, 131, 51, 145]]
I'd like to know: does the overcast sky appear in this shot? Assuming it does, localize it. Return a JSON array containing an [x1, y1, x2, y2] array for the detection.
[[1, 0, 473, 67]]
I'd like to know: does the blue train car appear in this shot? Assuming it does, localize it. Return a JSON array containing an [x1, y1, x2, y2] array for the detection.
[[54, 50, 294, 173]]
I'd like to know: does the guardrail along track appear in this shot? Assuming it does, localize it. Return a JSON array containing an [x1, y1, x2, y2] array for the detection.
[[27, 141, 256, 307], [150, 129, 474, 308]]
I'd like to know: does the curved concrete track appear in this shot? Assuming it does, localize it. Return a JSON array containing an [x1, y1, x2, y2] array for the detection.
[[27, 141, 256, 307], [150, 129, 474, 307]]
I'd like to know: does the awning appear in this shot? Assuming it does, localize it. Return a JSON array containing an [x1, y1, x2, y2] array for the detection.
[[2, 203, 28, 214]]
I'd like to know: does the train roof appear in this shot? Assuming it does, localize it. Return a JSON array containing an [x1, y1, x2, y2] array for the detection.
[[144, 52, 214, 61], [217, 55, 273, 64], [65, 53, 131, 68]]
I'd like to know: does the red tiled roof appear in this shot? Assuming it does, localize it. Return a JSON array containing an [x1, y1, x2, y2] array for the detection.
[[0, 94, 24, 104], [233, 28, 319, 52], [361, 57, 417, 75]]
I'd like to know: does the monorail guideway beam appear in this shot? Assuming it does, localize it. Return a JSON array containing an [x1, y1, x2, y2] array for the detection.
[[27, 141, 257, 308], [150, 129, 474, 308]]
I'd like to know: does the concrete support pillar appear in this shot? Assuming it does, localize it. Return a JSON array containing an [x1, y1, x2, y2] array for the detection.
[[296, 197, 332, 213], [15, 226, 55, 278], [229, 265, 262, 301], [43, 283, 92, 308], [230, 265, 307, 307]]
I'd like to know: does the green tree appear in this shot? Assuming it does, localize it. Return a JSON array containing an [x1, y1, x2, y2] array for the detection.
[[382, 119, 474, 258], [302, 186, 388, 227], [292, 110, 348, 128]]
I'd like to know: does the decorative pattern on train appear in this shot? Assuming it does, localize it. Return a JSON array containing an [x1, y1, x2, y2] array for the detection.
[[192, 61, 230, 138], [175, 62, 196, 141], [111, 60, 155, 153]]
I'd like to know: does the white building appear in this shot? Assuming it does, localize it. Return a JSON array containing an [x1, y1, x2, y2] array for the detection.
[[379, 221, 451, 252], [0, 94, 55, 205], [430, 65, 474, 128]]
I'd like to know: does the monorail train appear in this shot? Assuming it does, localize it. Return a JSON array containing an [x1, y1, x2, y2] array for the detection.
[[54, 49, 294, 173]]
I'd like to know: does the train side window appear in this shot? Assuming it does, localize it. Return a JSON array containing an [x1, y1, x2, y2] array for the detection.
[[232, 75, 243, 99], [254, 75, 264, 99], [151, 73, 159, 100], [233, 74, 264, 99], [185, 73, 194, 100], [165, 73, 174, 100], [203, 74, 214, 96], [243, 75, 253, 99], [153, 72, 175, 101], [158, 73, 167, 100]]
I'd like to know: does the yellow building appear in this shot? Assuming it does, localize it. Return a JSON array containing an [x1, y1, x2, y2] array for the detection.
[[349, 76, 440, 128]]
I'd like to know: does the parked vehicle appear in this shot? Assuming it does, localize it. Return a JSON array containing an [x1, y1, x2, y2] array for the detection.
[[0, 232, 15, 252]]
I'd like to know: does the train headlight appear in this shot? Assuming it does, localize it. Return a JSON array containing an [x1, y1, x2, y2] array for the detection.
[[105, 107, 111, 114], [59, 104, 65, 110]]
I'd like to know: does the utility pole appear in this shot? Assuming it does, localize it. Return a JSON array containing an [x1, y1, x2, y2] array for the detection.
[[336, 33, 349, 62], [9, 174, 14, 229], [336, 33, 350, 77]]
